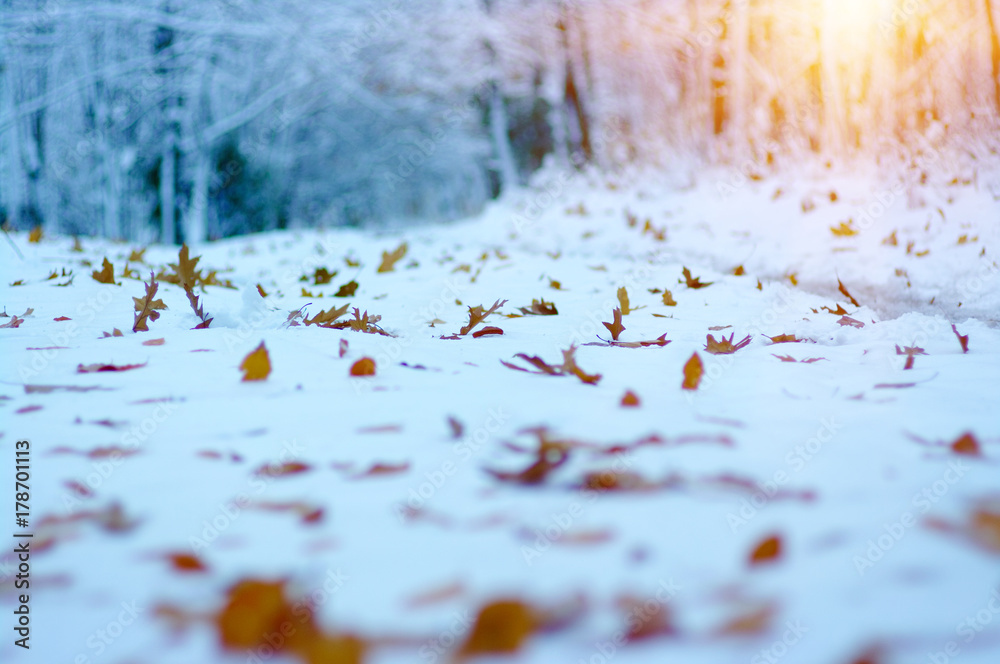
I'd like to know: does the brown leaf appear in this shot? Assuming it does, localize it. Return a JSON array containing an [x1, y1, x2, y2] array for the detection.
[[681, 267, 712, 289], [485, 433, 570, 485], [255, 462, 312, 478], [102, 328, 124, 338], [92, 257, 117, 284], [168, 245, 203, 289], [518, 299, 558, 316], [377, 242, 408, 273], [168, 553, 208, 573], [28, 225, 43, 243], [749, 534, 783, 565], [705, 333, 752, 355], [472, 326, 504, 338], [951, 324, 969, 353], [0, 316, 24, 329], [256, 284, 268, 298], [338, 338, 348, 358], [304, 303, 351, 327], [621, 390, 640, 407], [459, 299, 507, 335], [132, 272, 163, 333], [240, 342, 271, 381], [732, 265, 745, 276], [823, 304, 849, 315], [617, 287, 645, 314], [682, 353, 703, 391], [334, 280, 359, 297], [143, 338, 166, 346], [350, 357, 376, 376], [716, 603, 776, 636], [603, 307, 626, 341], [838, 315, 864, 328], [766, 334, 803, 344], [457, 600, 536, 659], [77, 362, 147, 373], [662, 290, 677, 306], [838, 278, 860, 307], [353, 462, 410, 478], [559, 346, 602, 384], [128, 247, 146, 263], [831, 221, 859, 237], [950, 432, 981, 456]]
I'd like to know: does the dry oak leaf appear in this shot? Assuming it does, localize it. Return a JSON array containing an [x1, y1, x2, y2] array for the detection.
[[472, 326, 504, 338], [0, 316, 24, 329], [749, 534, 783, 566], [705, 333, 752, 355], [457, 600, 536, 659], [715, 603, 776, 636], [28, 225, 43, 243], [143, 338, 165, 346], [334, 280, 358, 297], [485, 433, 571, 486], [838, 315, 864, 329], [102, 328, 124, 338], [681, 267, 712, 289], [459, 299, 507, 336], [133, 273, 164, 332], [950, 432, 981, 456], [838, 278, 861, 307], [92, 257, 117, 284], [895, 344, 927, 370], [831, 221, 859, 237], [617, 287, 645, 314], [350, 357, 376, 376], [168, 553, 208, 573], [312, 267, 336, 285], [128, 247, 146, 263], [77, 362, 147, 373], [304, 303, 351, 327], [255, 462, 312, 478], [216, 579, 315, 652], [621, 390, 640, 407], [766, 334, 803, 344], [682, 353, 703, 391], [377, 242, 408, 273], [240, 342, 271, 381], [518, 299, 558, 316], [952, 324, 969, 353], [662, 290, 677, 306], [603, 307, 626, 341], [168, 244, 204, 289], [823, 304, 849, 315]]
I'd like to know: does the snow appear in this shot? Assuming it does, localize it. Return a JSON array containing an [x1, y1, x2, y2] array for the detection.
[[2, 163, 999, 664]]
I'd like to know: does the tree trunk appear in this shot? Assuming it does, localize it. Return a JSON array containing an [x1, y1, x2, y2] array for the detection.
[[160, 143, 175, 244]]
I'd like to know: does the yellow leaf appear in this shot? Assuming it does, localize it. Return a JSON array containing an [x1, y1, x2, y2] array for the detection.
[[350, 357, 376, 376], [92, 258, 116, 284], [377, 242, 407, 273], [28, 226, 43, 243], [240, 342, 271, 381], [682, 353, 703, 390]]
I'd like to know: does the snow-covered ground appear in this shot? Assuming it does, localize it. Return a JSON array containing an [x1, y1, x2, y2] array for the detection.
[[2, 162, 999, 664]]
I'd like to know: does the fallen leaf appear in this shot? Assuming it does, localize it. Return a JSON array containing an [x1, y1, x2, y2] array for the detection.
[[838, 316, 864, 328], [716, 603, 775, 635], [168, 553, 208, 573], [732, 265, 745, 276], [338, 338, 348, 358], [77, 362, 147, 373], [749, 534, 783, 565], [143, 338, 166, 346], [377, 242, 408, 273], [0, 316, 24, 329], [951, 325, 969, 353], [256, 284, 268, 298], [92, 258, 117, 285], [472, 326, 504, 338], [459, 299, 507, 335], [895, 344, 927, 370], [766, 334, 803, 344], [485, 432, 570, 485], [822, 304, 850, 315], [950, 432, 981, 456], [705, 333, 752, 355], [102, 329, 124, 338], [682, 353, 703, 391], [616, 287, 644, 314], [406, 581, 465, 608], [304, 303, 351, 327], [681, 267, 712, 289], [838, 278, 860, 307], [621, 390, 640, 407], [133, 272, 164, 333], [350, 357, 376, 376], [128, 247, 146, 263], [54, 316, 71, 322], [603, 308, 626, 341], [240, 342, 271, 381], [457, 600, 536, 659], [353, 462, 410, 478], [662, 290, 677, 306], [518, 299, 558, 316], [334, 280, 359, 297], [28, 225, 43, 243], [831, 221, 858, 237]]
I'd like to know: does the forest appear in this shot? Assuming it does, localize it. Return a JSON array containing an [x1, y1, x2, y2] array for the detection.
[[1, 0, 999, 242]]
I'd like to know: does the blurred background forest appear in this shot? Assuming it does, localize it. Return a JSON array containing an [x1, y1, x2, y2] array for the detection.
[[1, 0, 999, 243]]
